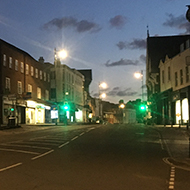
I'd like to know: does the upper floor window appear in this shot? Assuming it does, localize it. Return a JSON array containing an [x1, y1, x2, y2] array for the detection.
[[162, 70, 164, 83], [15, 60, 18, 71], [17, 81, 22, 94], [31, 66, 34, 76], [3, 54, 6, 66], [40, 70, 42, 80], [26, 64, 29, 75], [175, 72, 178, 87], [5, 77, 10, 91], [28, 84, 32, 92], [9, 57, 12, 68], [44, 72, 46, 81], [37, 87, 41, 99], [168, 66, 171, 81], [21, 62, 24, 73], [186, 66, 189, 83], [45, 90, 49, 100], [180, 69, 183, 85], [35, 68, 38, 78]]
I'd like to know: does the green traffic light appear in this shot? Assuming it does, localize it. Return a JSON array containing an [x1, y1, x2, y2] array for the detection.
[[10, 108, 14, 111], [140, 104, 146, 111], [63, 104, 70, 111]]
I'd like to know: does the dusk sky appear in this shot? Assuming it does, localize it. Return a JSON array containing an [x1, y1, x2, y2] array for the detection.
[[0, 0, 190, 104]]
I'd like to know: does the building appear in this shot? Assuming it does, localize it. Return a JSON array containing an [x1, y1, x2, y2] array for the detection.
[[50, 57, 85, 123], [146, 34, 190, 124], [0, 39, 52, 125], [159, 39, 190, 125]]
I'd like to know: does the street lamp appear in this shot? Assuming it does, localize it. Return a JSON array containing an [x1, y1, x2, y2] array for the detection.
[[134, 70, 143, 101], [98, 82, 107, 121]]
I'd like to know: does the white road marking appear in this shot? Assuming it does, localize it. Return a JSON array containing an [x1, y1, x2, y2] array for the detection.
[[71, 136, 78, 141], [31, 149, 54, 160], [0, 143, 51, 150], [0, 148, 40, 155], [79, 132, 85, 136], [0, 163, 22, 172], [58, 141, 69, 148]]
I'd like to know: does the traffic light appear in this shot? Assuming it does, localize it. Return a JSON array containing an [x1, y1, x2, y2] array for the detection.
[[10, 108, 14, 111], [139, 104, 146, 111], [61, 104, 70, 111]]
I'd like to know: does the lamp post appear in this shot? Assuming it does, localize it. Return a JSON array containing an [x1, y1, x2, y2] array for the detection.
[[98, 82, 107, 122], [54, 48, 68, 124], [134, 70, 143, 101]]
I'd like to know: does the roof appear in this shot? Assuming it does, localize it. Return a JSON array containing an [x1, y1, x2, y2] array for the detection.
[[147, 34, 190, 73]]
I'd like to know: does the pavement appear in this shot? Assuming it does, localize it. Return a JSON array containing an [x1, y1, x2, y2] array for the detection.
[[153, 124, 190, 171]]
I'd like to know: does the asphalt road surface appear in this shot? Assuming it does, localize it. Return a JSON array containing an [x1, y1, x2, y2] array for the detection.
[[0, 124, 189, 190]]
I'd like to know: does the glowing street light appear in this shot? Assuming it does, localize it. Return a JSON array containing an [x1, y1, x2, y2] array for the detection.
[[99, 82, 107, 89], [100, 92, 106, 99], [134, 70, 143, 101], [58, 49, 68, 60]]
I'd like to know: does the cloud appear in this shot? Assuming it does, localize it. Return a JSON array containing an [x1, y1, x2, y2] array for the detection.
[[109, 15, 127, 29], [105, 58, 139, 67], [116, 38, 146, 50], [43, 16, 101, 33], [107, 87, 137, 97], [104, 54, 146, 67], [163, 13, 190, 34]]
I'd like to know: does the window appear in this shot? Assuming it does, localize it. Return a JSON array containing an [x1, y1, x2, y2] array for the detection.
[[28, 84, 32, 92], [31, 66, 34, 76], [45, 90, 49, 100], [5, 77, 10, 90], [3, 54, 6, 66], [44, 72, 46, 81], [35, 68, 38, 78], [40, 70, 42, 80], [26, 64, 29, 75], [162, 70, 164, 83], [37, 87, 41, 99], [175, 72, 178, 87], [17, 81, 22, 94], [180, 69, 183, 85], [168, 66, 171, 81], [21, 62, 24, 73], [9, 57, 12, 68], [186, 66, 189, 83], [15, 60, 18, 71], [48, 74, 50, 82]]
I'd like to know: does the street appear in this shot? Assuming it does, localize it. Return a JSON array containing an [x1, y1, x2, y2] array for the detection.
[[0, 124, 189, 190]]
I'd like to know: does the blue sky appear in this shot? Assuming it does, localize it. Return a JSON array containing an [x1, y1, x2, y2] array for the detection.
[[0, 0, 190, 103]]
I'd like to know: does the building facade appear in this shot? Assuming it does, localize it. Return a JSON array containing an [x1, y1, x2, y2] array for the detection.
[[50, 58, 85, 123], [159, 40, 190, 125], [146, 34, 190, 124], [0, 39, 52, 125]]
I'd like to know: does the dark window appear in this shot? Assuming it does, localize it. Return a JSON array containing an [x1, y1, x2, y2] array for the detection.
[[180, 69, 183, 85], [175, 72, 178, 86], [50, 88, 56, 99], [186, 66, 189, 83], [168, 66, 171, 81]]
